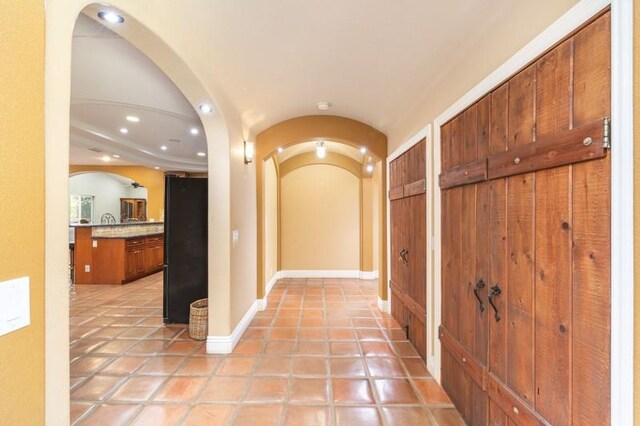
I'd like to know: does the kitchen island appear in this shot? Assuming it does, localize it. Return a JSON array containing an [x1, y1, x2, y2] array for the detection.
[[72, 222, 164, 285]]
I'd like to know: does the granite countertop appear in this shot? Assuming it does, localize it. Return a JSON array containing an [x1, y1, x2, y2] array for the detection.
[[72, 222, 164, 228], [92, 232, 164, 240]]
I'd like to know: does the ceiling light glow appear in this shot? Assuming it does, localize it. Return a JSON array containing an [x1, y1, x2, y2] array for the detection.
[[98, 11, 124, 24], [160, 145, 168, 151], [120, 128, 128, 134], [316, 141, 327, 159], [366, 164, 374, 173], [360, 147, 367, 154], [277, 147, 284, 153], [154, 167, 160, 170], [190, 128, 199, 135], [101, 155, 111, 162], [126, 115, 140, 122], [112, 154, 120, 158], [199, 104, 213, 114], [317, 101, 331, 111], [197, 152, 206, 157]]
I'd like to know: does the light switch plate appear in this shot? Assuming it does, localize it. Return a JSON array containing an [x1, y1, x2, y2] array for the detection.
[[0, 277, 30, 337], [92, 240, 98, 248]]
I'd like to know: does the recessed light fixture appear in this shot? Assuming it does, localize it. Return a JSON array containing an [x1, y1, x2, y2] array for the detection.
[[98, 11, 124, 24], [190, 128, 199, 135], [277, 147, 284, 153], [126, 115, 140, 122], [101, 155, 111, 162], [244, 141, 255, 164], [360, 147, 367, 154], [315, 141, 327, 158], [199, 104, 213, 114], [317, 101, 331, 111], [197, 152, 206, 157], [120, 128, 128, 134], [154, 166, 160, 170], [160, 145, 168, 151], [366, 164, 374, 173], [112, 154, 120, 158]]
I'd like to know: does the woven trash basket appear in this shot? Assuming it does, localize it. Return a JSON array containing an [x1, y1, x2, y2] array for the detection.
[[189, 298, 208, 341]]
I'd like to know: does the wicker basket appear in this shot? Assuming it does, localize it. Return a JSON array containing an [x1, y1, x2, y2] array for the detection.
[[188, 298, 208, 341]]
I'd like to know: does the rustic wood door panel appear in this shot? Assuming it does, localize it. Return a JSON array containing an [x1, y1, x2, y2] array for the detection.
[[389, 139, 427, 360], [439, 10, 611, 425]]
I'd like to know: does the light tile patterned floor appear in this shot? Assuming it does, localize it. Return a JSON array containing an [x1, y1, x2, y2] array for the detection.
[[69, 273, 464, 425]]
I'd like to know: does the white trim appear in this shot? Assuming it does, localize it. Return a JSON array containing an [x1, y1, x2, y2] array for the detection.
[[610, 0, 634, 424], [206, 300, 258, 354], [279, 270, 362, 279], [257, 271, 281, 311], [431, 0, 620, 394], [377, 297, 390, 314], [360, 270, 379, 280]]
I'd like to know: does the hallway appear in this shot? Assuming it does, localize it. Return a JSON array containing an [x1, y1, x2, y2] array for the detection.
[[69, 274, 463, 425]]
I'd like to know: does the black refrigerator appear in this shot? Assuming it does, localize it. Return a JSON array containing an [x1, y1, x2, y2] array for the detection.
[[163, 176, 208, 324]]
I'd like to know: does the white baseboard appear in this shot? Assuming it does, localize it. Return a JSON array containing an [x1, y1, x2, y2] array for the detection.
[[257, 271, 281, 311], [377, 296, 390, 313], [360, 270, 379, 280], [279, 270, 378, 279], [206, 300, 258, 354]]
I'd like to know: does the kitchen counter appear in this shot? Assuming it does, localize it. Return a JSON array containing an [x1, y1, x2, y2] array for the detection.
[[92, 232, 164, 239]]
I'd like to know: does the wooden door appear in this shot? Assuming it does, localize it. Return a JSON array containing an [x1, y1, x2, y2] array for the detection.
[[389, 139, 427, 360], [439, 10, 611, 425]]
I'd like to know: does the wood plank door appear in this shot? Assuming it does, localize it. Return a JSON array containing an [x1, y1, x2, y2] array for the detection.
[[389, 139, 427, 360], [439, 10, 611, 425]]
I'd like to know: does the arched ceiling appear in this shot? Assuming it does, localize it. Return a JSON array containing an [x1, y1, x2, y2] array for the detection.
[[70, 14, 207, 171], [277, 140, 365, 163]]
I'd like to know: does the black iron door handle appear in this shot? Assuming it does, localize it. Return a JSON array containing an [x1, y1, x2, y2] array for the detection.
[[399, 248, 409, 265], [488, 284, 501, 322], [473, 279, 486, 313]]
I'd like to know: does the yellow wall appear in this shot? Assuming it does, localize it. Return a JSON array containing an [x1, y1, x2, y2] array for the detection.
[[264, 158, 279, 284], [634, 0, 639, 420], [0, 0, 45, 423], [69, 165, 165, 221], [361, 177, 374, 272], [281, 164, 360, 270]]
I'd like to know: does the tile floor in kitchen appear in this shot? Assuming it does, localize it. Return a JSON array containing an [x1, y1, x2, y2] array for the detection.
[[69, 273, 464, 425]]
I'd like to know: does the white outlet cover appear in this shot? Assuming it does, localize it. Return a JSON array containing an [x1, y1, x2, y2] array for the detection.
[[92, 240, 98, 248], [0, 277, 30, 337]]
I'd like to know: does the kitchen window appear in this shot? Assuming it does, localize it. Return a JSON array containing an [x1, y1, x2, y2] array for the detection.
[[70, 194, 94, 224]]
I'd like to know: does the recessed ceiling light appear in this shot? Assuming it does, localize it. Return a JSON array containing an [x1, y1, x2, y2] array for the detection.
[[317, 101, 331, 111], [154, 167, 160, 170], [101, 155, 111, 162], [366, 164, 374, 173], [199, 104, 213, 114], [120, 128, 128, 134], [160, 145, 168, 151], [190, 128, 199, 135], [315, 141, 327, 159], [126, 115, 140, 122], [112, 154, 120, 158], [277, 147, 284, 153], [360, 147, 367, 154], [98, 11, 124, 24], [197, 152, 206, 157]]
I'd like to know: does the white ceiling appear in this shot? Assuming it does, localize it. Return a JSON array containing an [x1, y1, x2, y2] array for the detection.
[[70, 15, 207, 171], [277, 140, 366, 164]]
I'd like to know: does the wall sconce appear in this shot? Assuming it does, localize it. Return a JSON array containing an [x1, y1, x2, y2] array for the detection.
[[244, 141, 255, 164]]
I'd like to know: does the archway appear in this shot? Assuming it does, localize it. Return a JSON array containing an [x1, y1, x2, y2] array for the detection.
[[44, 3, 232, 422], [255, 115, 388, 307]]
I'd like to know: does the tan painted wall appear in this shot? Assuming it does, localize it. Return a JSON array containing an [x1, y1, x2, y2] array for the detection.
[[264, 158, 279, 284], [372, 162, 381, 271], [0, 0, 45, 424], [281, 164, 360, 270], [69, 165, 165, 221], [386, 0, 581, 152], [361, 177, 374, 272], [634, 1, 639, 421]]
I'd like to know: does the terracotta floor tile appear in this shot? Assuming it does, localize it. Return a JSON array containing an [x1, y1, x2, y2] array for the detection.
[[160, 339, 201, 355], [335, 407, 383, 426], [70, 340, 106, 356], [127, 339, 170, 355], [129, 404, 188, 425], [148, 326, 185, 339], [361, 341, 395, 357], [71, 375, 125, 401], [109, 376, 165, 402], [182, 404, 236, 426], [352, 318, 379, 328], [245, 377, 288, 402], [381, 406, 434, 425], [430, 407, 466, 425], [295, 341, 327, 356], [99, 356, 147, 375], [153, 376, 207, 402], [70, 375, 89, 390], [291, 357, 328, 376], [270, 327, 298, 340], [117, 326, 158, 339], [71, 356, 113, 375], [300, 317, 324, 327], [329, 357, 367, 377], [284, 405, 330, 426], [243, 328, 269, 340], [250, 317, 273, 327], [254, 356, 292, 375], [273, 317, 299, 327], [232, 340, 264, 355], [79, 403, 141, 426], [373, 379, 420, 404], [414, 379, 453, 404], [356, 329, 387, 341], [138, 356, 185, 375], [298, 327, 327, 340], [327, 328, 357, 341], [91, 339, 138, 356], [70, 402, 94, 424], [392, 341, 420, 357], [327, 318, 352, 327], [216, 357, 256, 375], [332, 378, 375, 404], [199, 377, 249, 402], [329, 341, 361, 356], [365, 357, 406, 377], [235, 404, 284, 426], [175, 356, 220, 376], [402, 357, 431, 377], [69, 326, 100, 340], [264, 340, 295, 355], [386, 328, 409, 341], [289, 378, 329, 403]]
